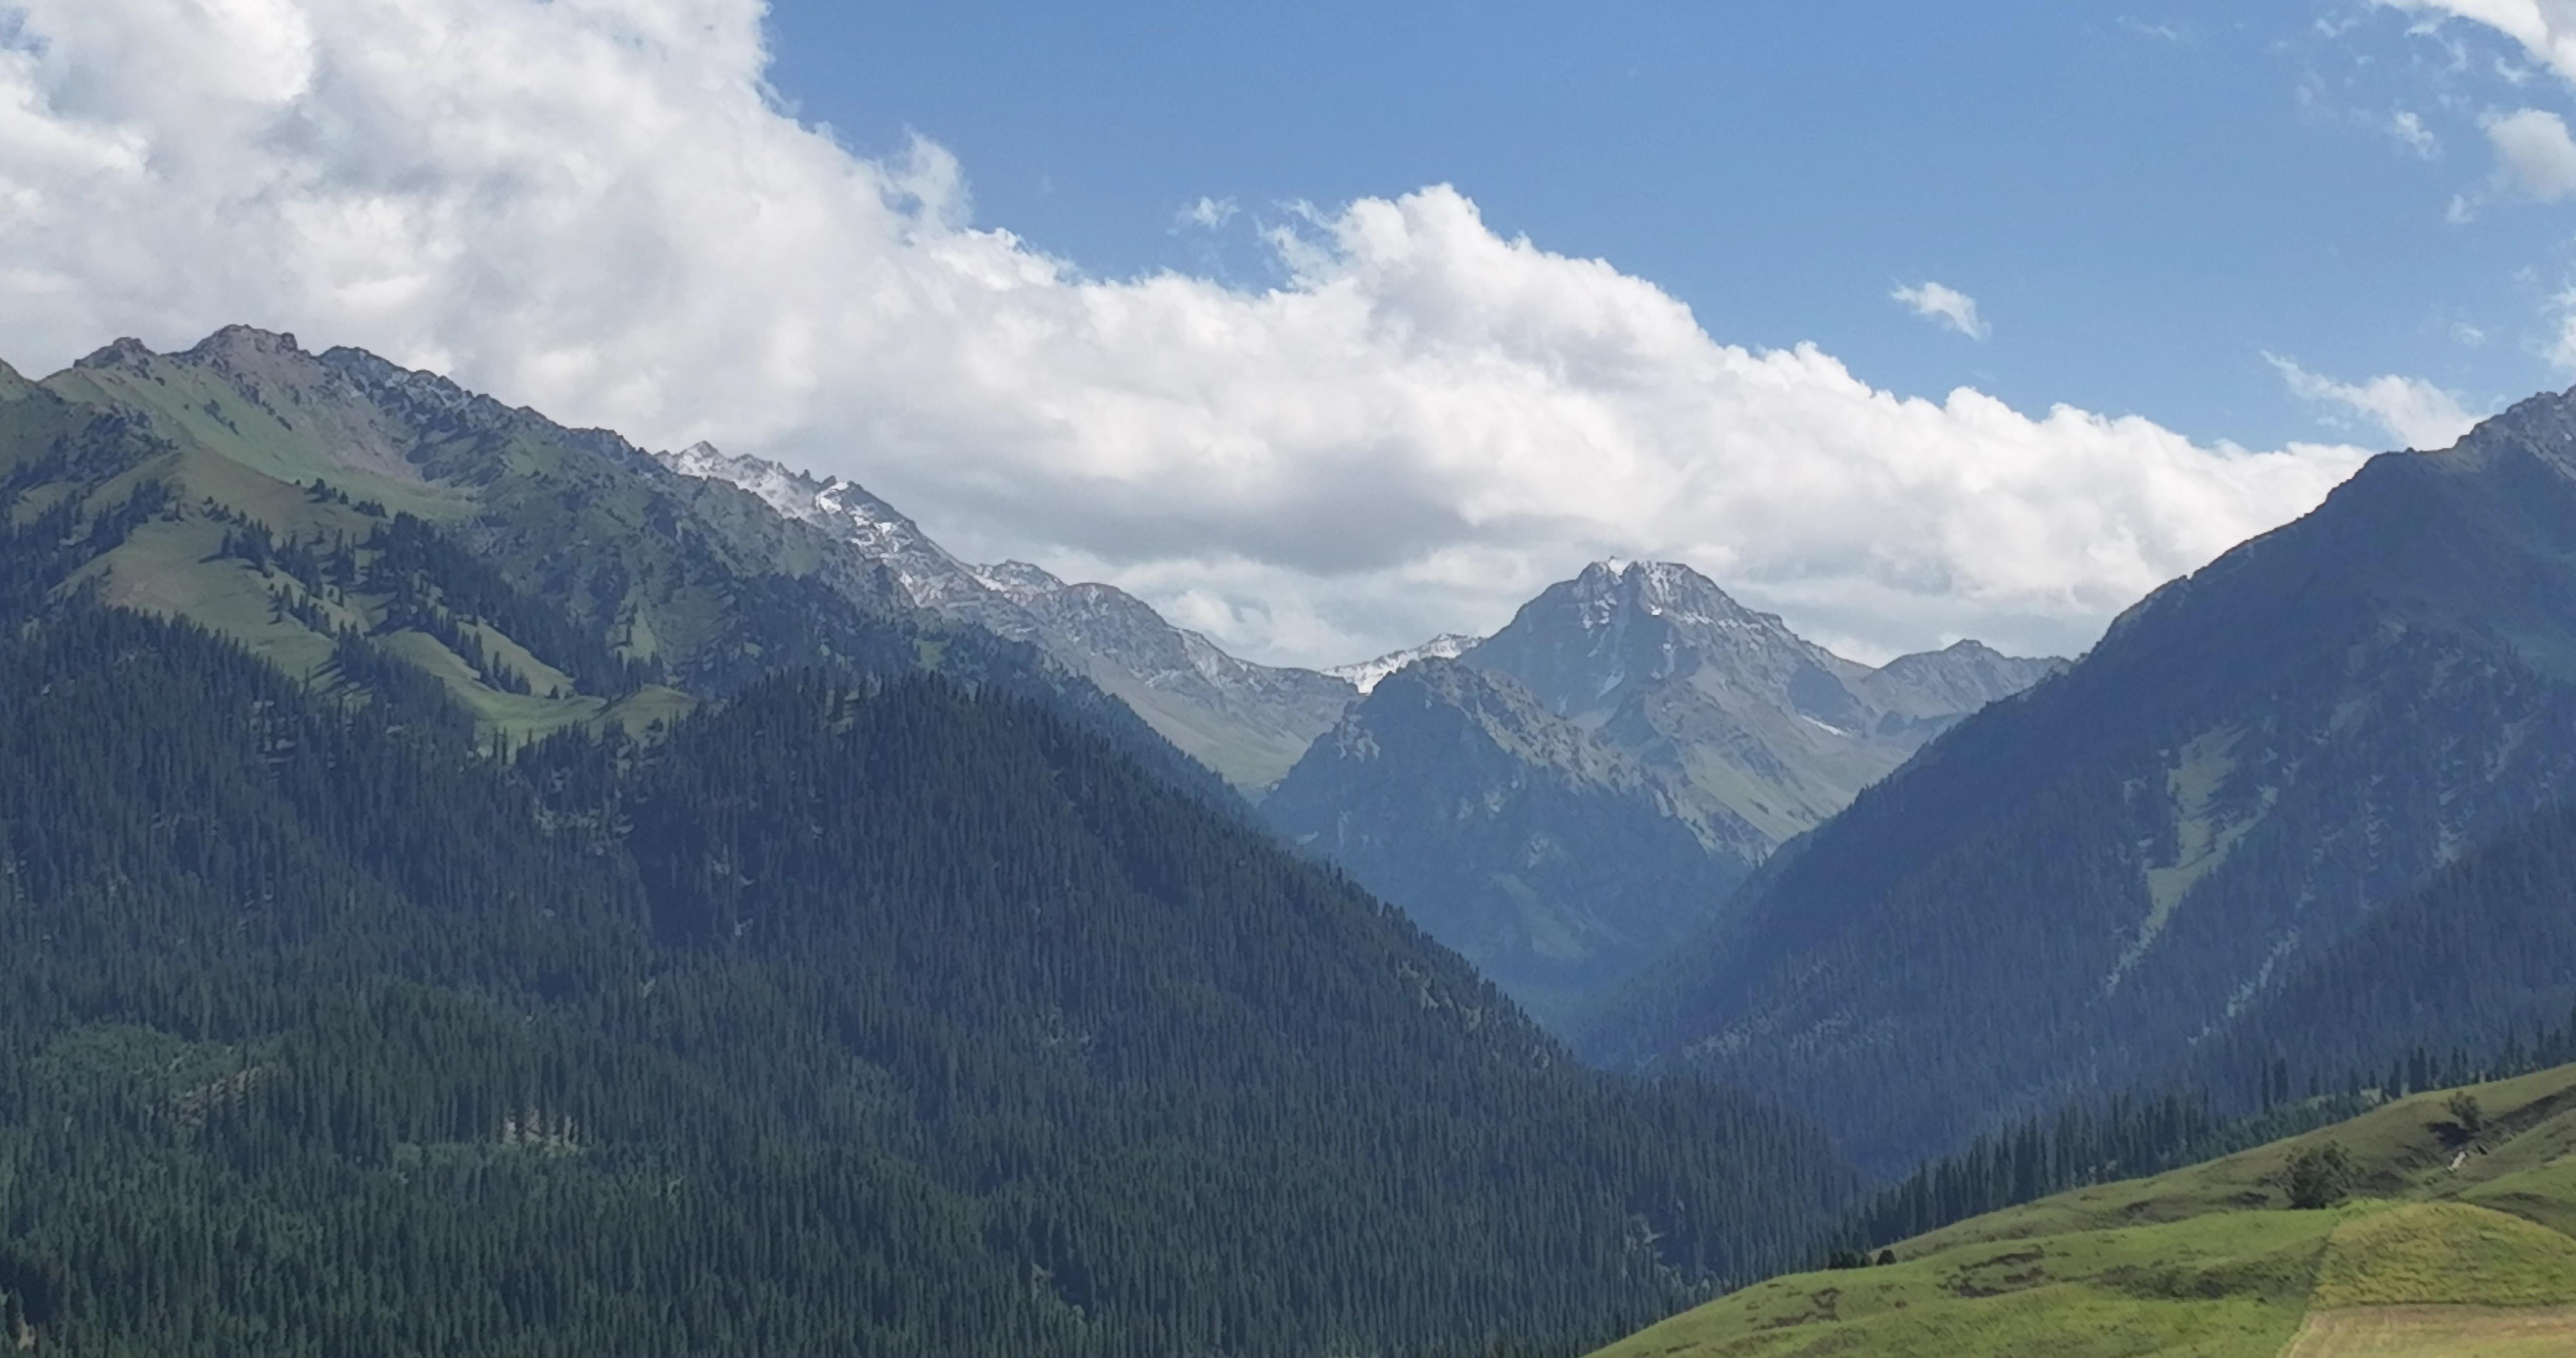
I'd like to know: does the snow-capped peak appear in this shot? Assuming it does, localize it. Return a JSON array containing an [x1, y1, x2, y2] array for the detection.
[[1326, 634, 1483, 694]]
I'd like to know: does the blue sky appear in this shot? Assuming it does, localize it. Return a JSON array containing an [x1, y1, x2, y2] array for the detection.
[[764, 1, 2564, 452]]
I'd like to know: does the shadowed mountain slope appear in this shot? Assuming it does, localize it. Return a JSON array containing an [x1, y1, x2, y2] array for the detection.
[[1588, 386, 2576, 1174]]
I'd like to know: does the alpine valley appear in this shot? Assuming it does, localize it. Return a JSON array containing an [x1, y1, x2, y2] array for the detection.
[[27, 323, 2576, 1358]]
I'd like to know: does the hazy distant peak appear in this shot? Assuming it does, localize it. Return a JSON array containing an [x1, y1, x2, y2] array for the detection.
[[1325, 633, 1480, 694]]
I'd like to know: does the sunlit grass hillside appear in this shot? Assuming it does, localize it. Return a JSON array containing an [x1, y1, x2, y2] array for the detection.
[[1593, 1064, 2576, 1357]]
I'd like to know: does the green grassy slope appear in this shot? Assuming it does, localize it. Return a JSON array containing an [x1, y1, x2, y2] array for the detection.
[[10, 328, 1239, 808], [1593, 1065, 2576, 1358]]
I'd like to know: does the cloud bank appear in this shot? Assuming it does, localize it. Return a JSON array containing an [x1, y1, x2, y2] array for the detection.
[[0, 0, 2371, 666]]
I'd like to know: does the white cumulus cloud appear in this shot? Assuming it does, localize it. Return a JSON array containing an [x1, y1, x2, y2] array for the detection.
[[1890, 281, 1992, 341], [0, 0, 2370, 667], [2485, 106, 2576, 198], [2268, 355, 2481, 449]]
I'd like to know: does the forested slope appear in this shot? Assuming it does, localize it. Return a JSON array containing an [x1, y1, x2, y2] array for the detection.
[[0, 482, 1855, 1355]]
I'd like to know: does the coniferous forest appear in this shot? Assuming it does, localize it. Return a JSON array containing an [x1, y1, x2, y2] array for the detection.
[[0, 494, 1855, 1354]]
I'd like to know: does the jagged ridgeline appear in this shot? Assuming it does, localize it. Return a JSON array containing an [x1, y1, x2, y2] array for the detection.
[[0, 343, 1858, 1354]]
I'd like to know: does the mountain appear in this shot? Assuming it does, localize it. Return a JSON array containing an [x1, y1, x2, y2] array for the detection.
[[1327, 632, 1482, 693], [1262, 660, 1754, 1025], [1587, 387, 2576, 1174], [3, 326, 1230, 807], [1269, 560, 2059, 1025], [0, 344, 1864, 1354], [1592, 1062, 2576, 1358], [658, 444, 1356, 793], [658, 441, 1048, 642], [1471, 561, 2063, 845]]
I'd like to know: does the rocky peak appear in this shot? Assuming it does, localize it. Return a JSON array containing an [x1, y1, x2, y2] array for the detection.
[[74, 336, 155, 371], [2446, 383, 2576, 474], [1476, 559, 1840, 720], [187, 325, 305, 363]]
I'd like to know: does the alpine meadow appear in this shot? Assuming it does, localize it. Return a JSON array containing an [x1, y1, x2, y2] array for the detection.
[[16, 4, 2576, 1357]]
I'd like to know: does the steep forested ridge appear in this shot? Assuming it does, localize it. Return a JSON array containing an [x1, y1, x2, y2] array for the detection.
[[1587, 387, 2576, 1174], [2184, 795, 2576, 1102], [0, 592, 1854, 1351]]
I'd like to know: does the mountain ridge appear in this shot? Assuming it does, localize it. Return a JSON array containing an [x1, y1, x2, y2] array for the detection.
[[656, 440, 1357, 792], [1585, 386, 2576, 1173]]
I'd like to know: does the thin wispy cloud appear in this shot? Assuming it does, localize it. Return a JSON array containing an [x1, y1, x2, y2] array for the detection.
[[2390, 109, 2442, 157], [1175, 196, 1240, 231], [0, 0, 2370, 666], [2269, 353, 2480, 449], [2379, 1, 2576, 85], [1891, 282, 1992, 341]]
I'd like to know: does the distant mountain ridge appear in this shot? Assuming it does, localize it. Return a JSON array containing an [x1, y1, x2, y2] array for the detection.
[[1269, 558, 2062, 1025], [1328, 633, 1482, 694], [657, 442, 1356, 792]]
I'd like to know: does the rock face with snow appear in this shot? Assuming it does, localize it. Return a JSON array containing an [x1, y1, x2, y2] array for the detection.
[[655, 445, 1358, 792], [1326, 634, 1482, 695], [1267, 559, 2062, 1027]]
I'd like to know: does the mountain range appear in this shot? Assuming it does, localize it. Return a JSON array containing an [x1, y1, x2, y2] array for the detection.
[[658, 443, 1357, 792], [30, 321, 2576, 1355], [0, 325, 1855, 1356]]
